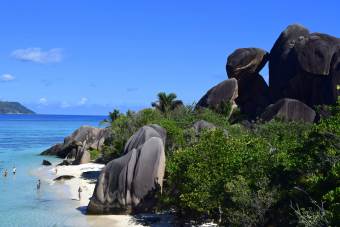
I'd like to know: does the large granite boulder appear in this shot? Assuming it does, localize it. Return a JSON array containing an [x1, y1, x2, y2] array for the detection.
[[226, 48, 269, 79], [123, 124, 166, 155], [41, 126, 110, 162], [196, 78, 238, 111], [226, 48, 270, 119], [269, 24, 340, 106], [236, 74, 271, 119], [87, 132, 166, 214], [269, 24, 310, 102], [261, 98, 316, 123], [72, 150, 91, 165]]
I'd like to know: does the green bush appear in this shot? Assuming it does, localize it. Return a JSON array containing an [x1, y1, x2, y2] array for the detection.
[[164, 129, 276, 225], [89, 148, 100, 160]]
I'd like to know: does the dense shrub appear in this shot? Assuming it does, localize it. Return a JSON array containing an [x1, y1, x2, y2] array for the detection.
[[100, 94, 339, 225], [164, 129, 277, 226], [161, 102, 339, 226]]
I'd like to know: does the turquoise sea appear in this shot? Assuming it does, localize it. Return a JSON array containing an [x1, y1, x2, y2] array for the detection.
[[0, 114, 105, 227]]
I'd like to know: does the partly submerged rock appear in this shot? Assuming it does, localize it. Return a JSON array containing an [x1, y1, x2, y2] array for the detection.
[[42, 160, 52, 166], [261, 98, 316, 123], [87, 127, 166, 214]]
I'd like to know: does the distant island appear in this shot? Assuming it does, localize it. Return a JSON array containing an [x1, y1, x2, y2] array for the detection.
[[0, 101, 35, 114]]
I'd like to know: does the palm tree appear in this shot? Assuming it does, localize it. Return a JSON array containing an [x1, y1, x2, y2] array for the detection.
[[151, 92, 183, 114], [100, 109, 121, 125]]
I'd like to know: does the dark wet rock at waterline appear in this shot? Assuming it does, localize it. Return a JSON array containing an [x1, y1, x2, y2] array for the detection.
[[54, 175, 75, 181], [42, 160, 52, 166]]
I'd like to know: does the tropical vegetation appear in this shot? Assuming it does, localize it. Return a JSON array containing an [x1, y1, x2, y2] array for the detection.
[[100, 92, 339, 226]]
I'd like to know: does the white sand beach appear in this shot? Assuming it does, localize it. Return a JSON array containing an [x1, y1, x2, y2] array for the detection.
[[35, 163, 145, 227]]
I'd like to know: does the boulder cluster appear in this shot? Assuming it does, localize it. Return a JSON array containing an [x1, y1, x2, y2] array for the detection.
[[41, 126, 110, 165], [87, 125, 166, 214], [197, 24, 340, 122]]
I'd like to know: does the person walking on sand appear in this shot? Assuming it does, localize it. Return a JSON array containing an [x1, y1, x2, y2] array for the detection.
[[78, 186, 82, 201], [12, 166, 16, 175], [37, 179, 41, 190], [55, 167, 58, 175]]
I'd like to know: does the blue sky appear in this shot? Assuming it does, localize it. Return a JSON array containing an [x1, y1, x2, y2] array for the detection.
[[0, 1, 339, 115]]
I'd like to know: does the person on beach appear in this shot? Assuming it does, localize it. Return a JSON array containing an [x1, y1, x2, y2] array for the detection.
[[12, 166, 16, 175], [78, 186, 82, 201], [37, 179, 41, 190], [55, 167, 57, 175], [3, 169, 8, 177]]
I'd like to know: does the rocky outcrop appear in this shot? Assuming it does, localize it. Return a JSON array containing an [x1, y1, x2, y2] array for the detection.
[[261, 98, 316, 123], [196, 78, 238, 111], [87, 125, 166, 214], [72, 150, 91, 165], [269, 24, 310, 102], [192, 120, 216, 135], [226, 48, 270, 119], [123, 124, 166, 155], [236, 73, 270, 119], [41, 126, 110, 164], [269, 24, 340, 106], [42, 160, 52, 166], [226, 48, 269, 79]]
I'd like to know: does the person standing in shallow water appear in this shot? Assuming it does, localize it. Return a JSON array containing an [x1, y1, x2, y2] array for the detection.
[[78, 186, 82, 201], [37, 179, 41, 190], [3, 169, 8, 177], [12, 166, 16, 175]]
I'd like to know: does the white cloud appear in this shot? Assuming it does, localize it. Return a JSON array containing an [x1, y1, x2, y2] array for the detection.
[[11, 48, 63, 63], [61, 101, 70, 108], [38, 97, 48, 105], [78, 97, 88, 106], [1, 74, 15, 81]]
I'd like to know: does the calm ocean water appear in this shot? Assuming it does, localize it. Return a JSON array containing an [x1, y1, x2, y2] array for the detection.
[[0, 114, 105, 227]]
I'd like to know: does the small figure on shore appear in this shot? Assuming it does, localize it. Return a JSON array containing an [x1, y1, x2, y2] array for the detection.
[[12, 166, 16, 175], [55, 167, 58, 175], [78, 186, 82, 201], [3, 169, 8, 177], [37, 179, 41, 190]]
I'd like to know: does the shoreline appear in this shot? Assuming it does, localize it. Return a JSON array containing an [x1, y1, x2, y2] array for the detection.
[[34, 162, 145, 227]]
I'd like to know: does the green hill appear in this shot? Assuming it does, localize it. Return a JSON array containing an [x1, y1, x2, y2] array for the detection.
[[0, 101, 35, 114]]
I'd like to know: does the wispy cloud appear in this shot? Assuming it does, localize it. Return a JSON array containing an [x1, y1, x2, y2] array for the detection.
[[1, 74, 15, 81], [38, 97, 48, 105], [60, 101, 70, 108], [77, 97, 88, 106], [11, 48, 63, 63]]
